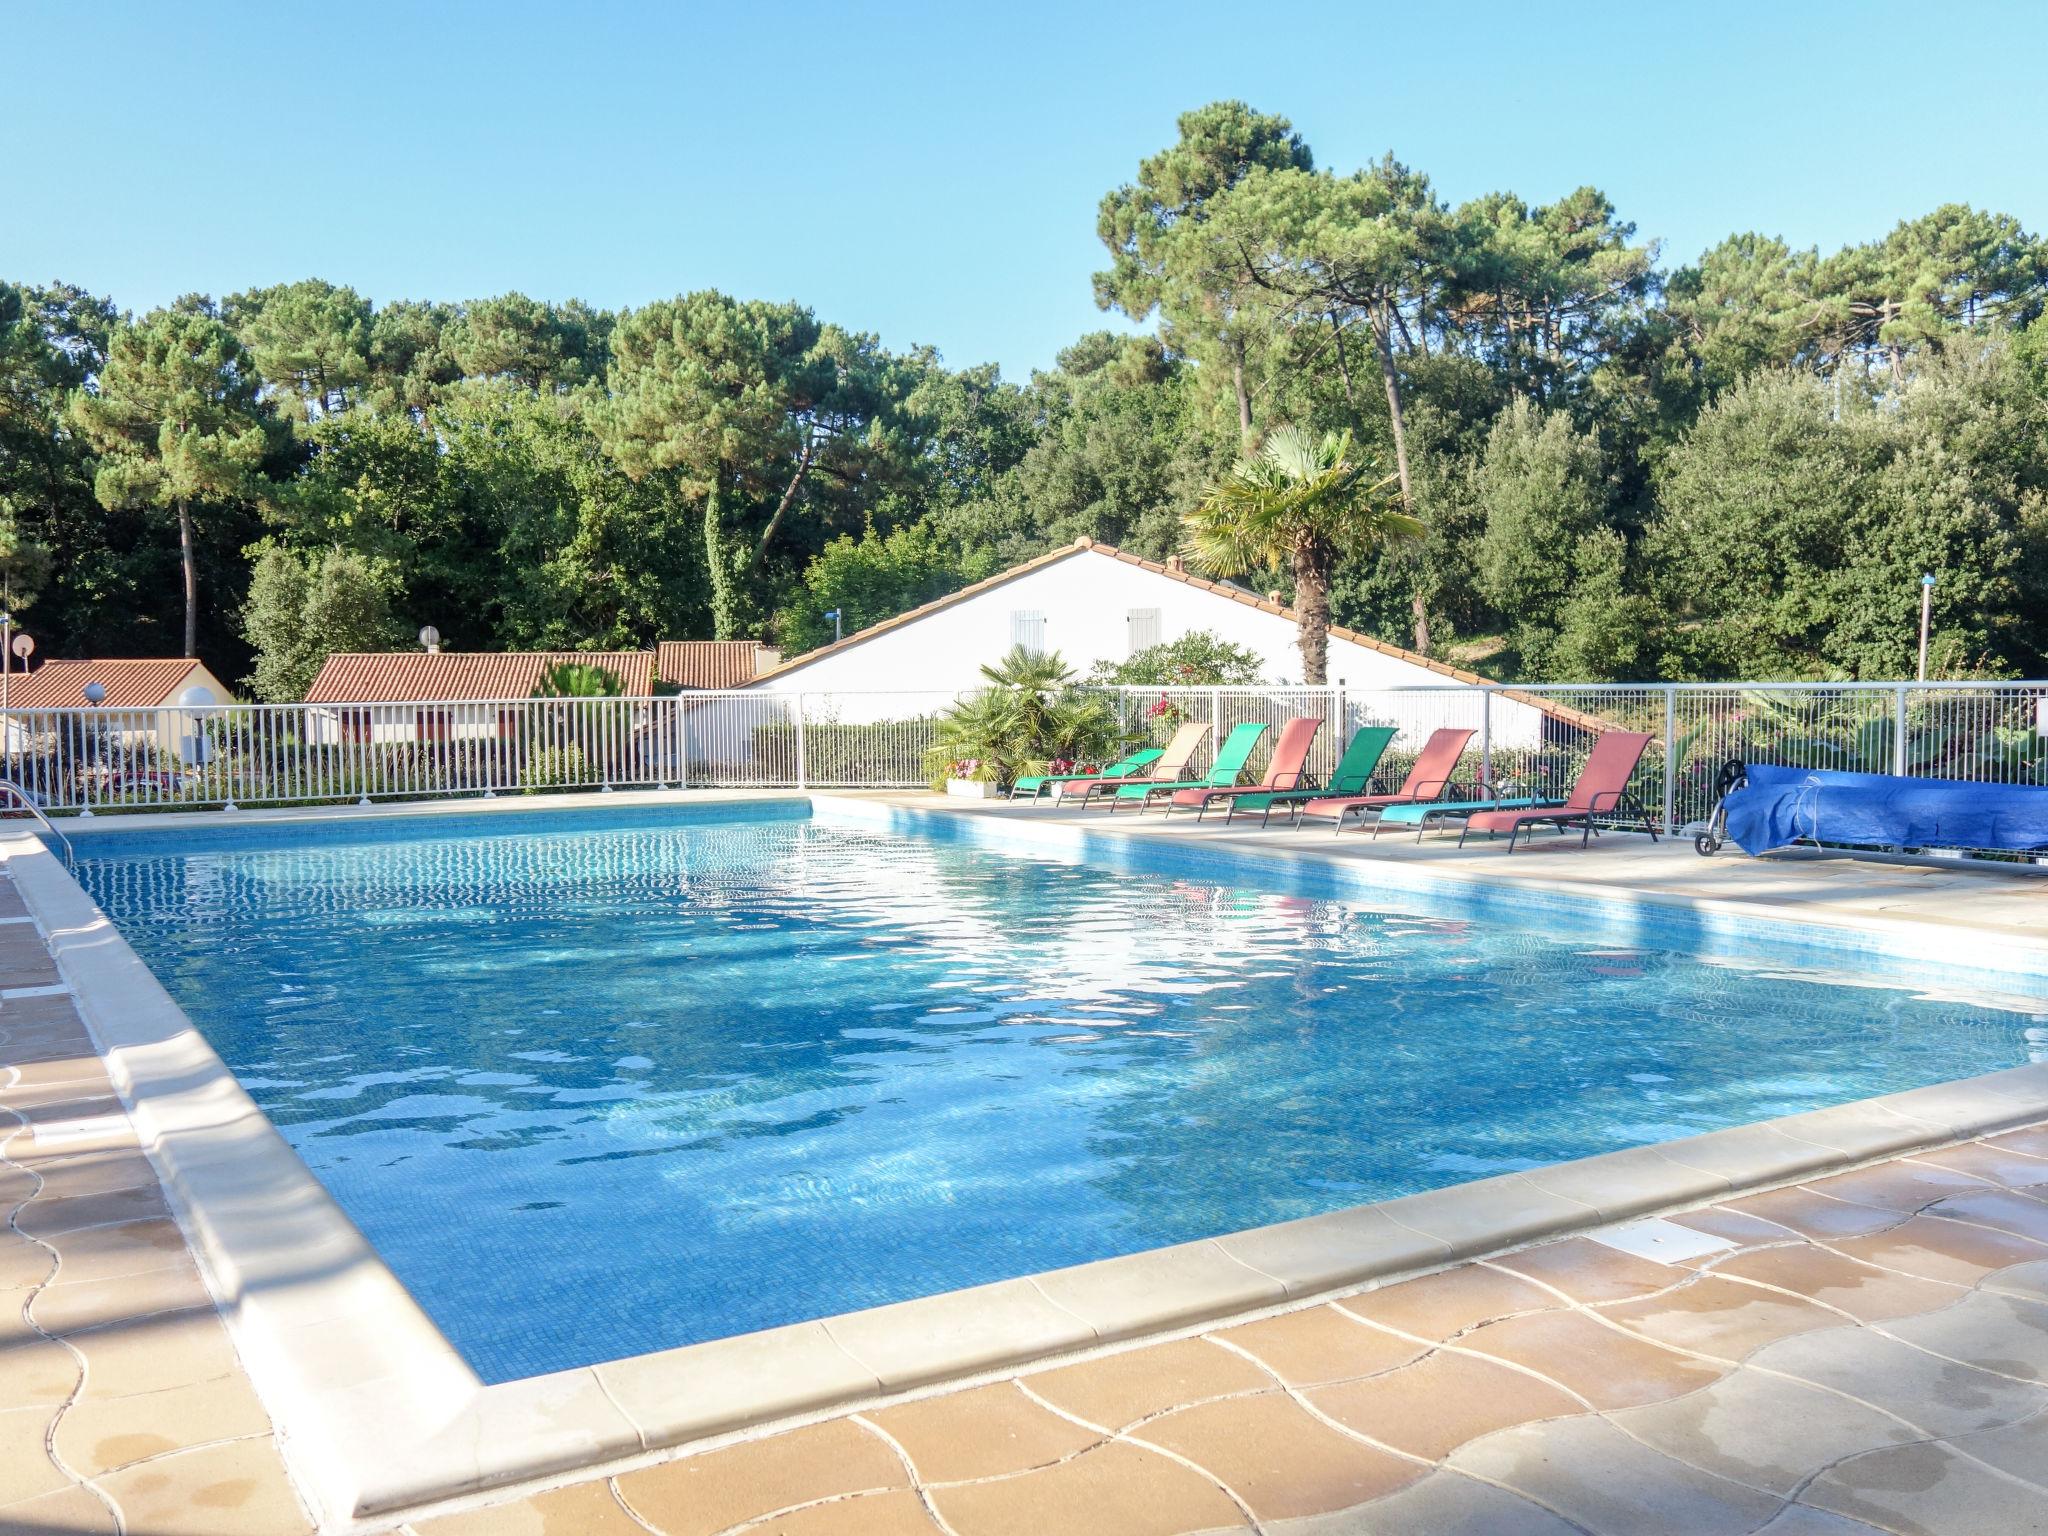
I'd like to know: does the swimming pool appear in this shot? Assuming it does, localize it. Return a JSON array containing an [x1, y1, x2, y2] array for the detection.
[[75, 801, 2044, 1384]]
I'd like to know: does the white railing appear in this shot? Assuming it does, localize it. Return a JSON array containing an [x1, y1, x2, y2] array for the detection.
[[0, 680, 2042, 829]]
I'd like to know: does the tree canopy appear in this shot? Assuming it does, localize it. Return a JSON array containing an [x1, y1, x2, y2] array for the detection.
[[4, 102, 2046, 694]]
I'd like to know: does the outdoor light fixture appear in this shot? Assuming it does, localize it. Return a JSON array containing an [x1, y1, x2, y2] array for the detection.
[[419, 625, 442, 654], [824, 608, 842, 643], [82, 681, 105, 705], [1917, 573, 1936, 682]]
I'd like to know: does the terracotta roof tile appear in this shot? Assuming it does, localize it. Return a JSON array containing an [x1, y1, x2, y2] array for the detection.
[[304, 651, 656, 703], [655, 641, 766, 690], [4, 659, 207, 710]]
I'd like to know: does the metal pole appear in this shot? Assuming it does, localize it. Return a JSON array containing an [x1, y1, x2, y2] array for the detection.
[[1662, 685, 1678, 834], [1893, 684, 1909, 777], [1479, 688, 1493, 791], [1917, 574, 1934, 682], [793, 693, 807, 790]]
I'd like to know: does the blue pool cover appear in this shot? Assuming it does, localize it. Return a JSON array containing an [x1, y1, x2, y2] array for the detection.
[[1723, 764, 2048, 856]]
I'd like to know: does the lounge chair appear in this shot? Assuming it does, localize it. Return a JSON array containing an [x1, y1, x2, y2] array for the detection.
[[1103, 721, 1268, 813], [1295, 727, 1476, 834], [1057, 722, 1211, 806], [1010, 747, 1163, 802], [1223, 726, 1398, 827], [1374, 785, 1563, 840], [1168, 716, 1323, 820], [1459, 730, 1659, 851]]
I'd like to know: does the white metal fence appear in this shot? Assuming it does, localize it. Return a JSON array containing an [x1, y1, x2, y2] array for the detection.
[[2, 680, 2043, 830]]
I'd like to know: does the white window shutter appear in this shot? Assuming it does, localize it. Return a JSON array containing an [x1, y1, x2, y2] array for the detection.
[[1009, 610, 1047, 655], [1127, 608, 1162, 656]]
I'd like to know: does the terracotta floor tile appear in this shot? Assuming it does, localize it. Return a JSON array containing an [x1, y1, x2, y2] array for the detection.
[[0, 1484, 120, 1533], [863, 1382, 1098, 1483], [1213, 1304, 1426, 1387], [1136, 1390, 1423, 1521], [0, 1333, 81, 1409], [737, 1489, 944, 1534], [1830, 1214, 2048, 1286], [1492, 1236, 1679, 1303], [415, 1480, 658, 1535], [1600, 1273, 1847, 1362], [929, 1439, 1248, 1536], [1459, 1310, 1726, 1409], [0, 1403, 66, 1505], [1710, 1241, 1964, 1322], [616, 1420, 908, 1536], [1668, 1205, 1792, 1249], [1339, 1263, 1559, 1342], [30, 1262, 214, 1337], [1309, 1346, 1585, 1460], [1986, 1127, 2048, 1161], [21, 1151, 158, 1203], [1801, 1161, 1996, 1215], [55, 1373, 271, 1478], [93, 1437, 310, 1536], [1024, 1337, 1269, 1431], [16, 1184, 170, 1240], [1804, 1437, 2048, 1534], [1910, 1143, 2048, 1190], [0, 1227, 56, 1290], [1927, 1189, 2048, 1245], [1722, 1186, 1912, 1240]]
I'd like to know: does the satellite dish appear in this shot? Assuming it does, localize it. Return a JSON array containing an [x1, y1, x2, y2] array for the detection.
[[177, 684, 217, 710], [10, 634, 31, 659]]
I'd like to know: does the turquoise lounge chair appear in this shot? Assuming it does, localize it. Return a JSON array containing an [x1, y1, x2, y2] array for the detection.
[[1105, 722, 1268, 814], [1009, 748, 1162, 802], [1221, 726, 1398, 826]]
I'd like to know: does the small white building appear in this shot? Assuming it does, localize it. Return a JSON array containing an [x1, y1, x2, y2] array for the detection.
[[728, 540, 1587, 746], [303, 651, 659, 744], [2, 657, 234, 757]]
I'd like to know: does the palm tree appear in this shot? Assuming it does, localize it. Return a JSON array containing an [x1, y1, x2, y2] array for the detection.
[[925, 647, 1121, 787], [1183, 426, 1423, 684]]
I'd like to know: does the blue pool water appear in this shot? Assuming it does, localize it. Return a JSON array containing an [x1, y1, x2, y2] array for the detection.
[[76, 804, 2043, 1383]]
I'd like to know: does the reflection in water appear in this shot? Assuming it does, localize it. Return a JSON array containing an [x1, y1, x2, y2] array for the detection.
[[79, 815, 2041, 1384]]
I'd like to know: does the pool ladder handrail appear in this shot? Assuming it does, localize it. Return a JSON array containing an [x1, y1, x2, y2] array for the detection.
[[0, 779, 74, 871]]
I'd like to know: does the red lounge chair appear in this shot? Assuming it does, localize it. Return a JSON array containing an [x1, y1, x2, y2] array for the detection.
[[1056, 721, 1211, 806], [1459, 730, 1660, 851], [1167, 716, 1324, 820], [1297, 727, 1475, 834]]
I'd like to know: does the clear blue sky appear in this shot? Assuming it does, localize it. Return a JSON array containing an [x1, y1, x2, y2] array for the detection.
[[10, 0, 2044, 381]]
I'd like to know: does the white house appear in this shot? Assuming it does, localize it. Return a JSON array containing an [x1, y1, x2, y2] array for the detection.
[[727, 540, 1592, 747], [2, 657, 234, 758], [303, 650, 659, 745]]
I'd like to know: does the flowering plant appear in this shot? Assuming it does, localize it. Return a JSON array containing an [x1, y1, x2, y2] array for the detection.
[[1147, 693, 1188, 729]]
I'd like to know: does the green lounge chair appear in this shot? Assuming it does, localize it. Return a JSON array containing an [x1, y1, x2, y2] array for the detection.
[[1374, 788, 1563, 840], [1009, 747, 1163, 802], [1104, 722, 1268, 814], [1059, 722, 1212, 806], [1221, 726, 1397, 827]]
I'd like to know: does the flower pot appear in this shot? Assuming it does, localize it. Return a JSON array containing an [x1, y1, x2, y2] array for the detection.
[[945, 779, 998, 800]]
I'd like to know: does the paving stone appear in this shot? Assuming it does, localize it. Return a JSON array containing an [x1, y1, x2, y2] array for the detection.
[[93, 1437, 311, 1535], [1135, 1390, 1424, 1522], [1987, 1261, 2048, 1305], [70, 1308, 240, 1400], [1025, 1337, 1270, 1431], [1666, 1204, 1791, 1249], [615, 1419, 908, 1536], [0, 1402, 67, 1505], [1747, 1325, 2048, 1438], [1802, 1160, 2001, 1214], [1213, 1305, 1426, 1388], [1447, 1414, 1787, 1535], [1929, 1189, 2048, 1245], [1875, 1291, 2048, 1383], [1609, 1365, 1921, 1495], [928, 1439, 1249, 1536], [1338, 1263, 1559, 1342], [1259, 1467, 1584, 1534], [1831, 1214, 2048, 1286], [14, 1183, 169, 1239], [18, 1150, 157, 1202], [1751, 1506, 1896, 1535], [733, 1489, 946, 1534], [1910, 1143, 2048, 1190], [1986, 1127, 2048, 1162], [1489, 1235, 1678, 1302], [1709, 1239, 1965, 1321], [0, 1225, 55, 1290], [1935, 1404, 2048, 1489], [415, 1479, 694, 1535], [0, 1483, 120, 1533], [1306, 1346, 1583, 1460], [54, 1372, 271, 1477], [1722, 1185, 1916, 1240], [29, 1261, 213, 1336], [1803, 1439, 2048, 1536], [40, 1217, 192, 1286], [0, 1332, 80, 1408], [1456, 1309, 1726, 1409], [1598, 1272, 1845, 1361], [863, 1382, 1098, 1484]]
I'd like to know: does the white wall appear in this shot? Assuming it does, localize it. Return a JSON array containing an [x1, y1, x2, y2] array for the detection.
[[742, 551, 1546, 745]]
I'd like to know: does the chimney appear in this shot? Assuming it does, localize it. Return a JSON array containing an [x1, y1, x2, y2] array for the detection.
[[752, 645, 783, 678]]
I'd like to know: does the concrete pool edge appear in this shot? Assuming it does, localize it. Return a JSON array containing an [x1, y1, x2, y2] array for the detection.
[[15, 794, 2048, 1526]]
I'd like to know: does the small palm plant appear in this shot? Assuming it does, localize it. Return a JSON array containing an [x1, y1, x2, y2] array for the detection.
[[926, 647, 1122, 788], [1183, 426, 1423, 683]]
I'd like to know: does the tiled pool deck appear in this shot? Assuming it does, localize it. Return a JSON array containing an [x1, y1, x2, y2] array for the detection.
[[6, 791, 2048, 1533]]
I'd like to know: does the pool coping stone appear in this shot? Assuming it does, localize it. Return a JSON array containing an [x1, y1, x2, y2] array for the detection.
[[12, 789, 2048, 1527]]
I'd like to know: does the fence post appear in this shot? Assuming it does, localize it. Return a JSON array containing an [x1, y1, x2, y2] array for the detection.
[[1892, 684, 1909, 776], [793, 693, 808, 790], [1210, 688, 1221, 752], [1662, 685, 1678, 834], [1479, 688, 1493, 791], [676, 699, 688, 792]]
